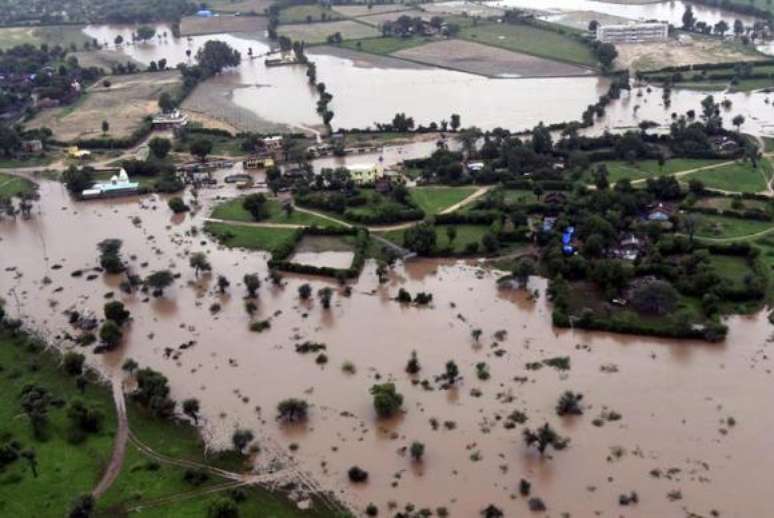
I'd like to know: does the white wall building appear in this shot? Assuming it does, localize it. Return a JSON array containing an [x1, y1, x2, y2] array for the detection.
[[596, 23, 669, 44]]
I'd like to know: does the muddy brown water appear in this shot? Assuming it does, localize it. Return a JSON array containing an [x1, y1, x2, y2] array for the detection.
[[2, 173, 774, 516]]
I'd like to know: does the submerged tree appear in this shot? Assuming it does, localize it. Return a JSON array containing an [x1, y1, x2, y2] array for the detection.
[[370, 383, 404, 418], [277, 398, 309, 423], [523, 423, 568, 455]]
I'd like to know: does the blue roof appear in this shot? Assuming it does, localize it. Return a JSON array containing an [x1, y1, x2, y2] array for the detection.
[[197, 9, 213, 16]]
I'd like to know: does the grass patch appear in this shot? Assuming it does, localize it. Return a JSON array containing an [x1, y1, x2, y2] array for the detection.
[[205, 221, 299, 252], [0, 155, 55, 169], [380, 224, 489, 254], [409, 186, 476, 215], [340, 36, 430, 55], [279, 20, 379, 44], [0, 173, 37, 198], [0, 25, 89, 50], [588, 158, 724, 184], [682, 159, 772, 193], [693, 213, 773, 240], [211, 197, 343, 227], [708, 254, 756, 290], [458, 22, 597, 67], [278, 5, 343, 24]]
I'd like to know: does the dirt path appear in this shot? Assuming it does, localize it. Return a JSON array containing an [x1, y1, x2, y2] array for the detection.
[[627, 160, 737, 186], [439, 185, 492, 215], [293, 206, 353, 228], [688, 225, 774, 243], [92, 378, 129, 498]]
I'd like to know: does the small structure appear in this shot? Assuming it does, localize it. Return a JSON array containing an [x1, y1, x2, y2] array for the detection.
[[544, 192, 567, 205], [243, 156, 275, 170], [152, 110, 189, 130], [196, 9, 214, 17], [22, 139, 43, 153], [562, 226, 575, 255], [347, 164, 384, 185], [67, 146, 91, 159], [646, 203, 673, 222], [542, 216, 557, 232], [613, 233, 643, 261], [81, 169, 139, 199], [466, 161, 485, 173], [596, 22, 669, 44]]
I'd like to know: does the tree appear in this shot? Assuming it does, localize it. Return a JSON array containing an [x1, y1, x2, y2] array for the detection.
[[298, 283, 312, 300], [588, 20, 599, 32], [208, 497, 240, 518], [318, 287, 334, 309], [99, 320, 123, 348], [63, 166, 95, 195], [682, 5, 696, 30], [101, 120, 109, 133], [594, 42, 618, 70], [630, 279, 679, 316], [68, 494, 94, 518], [149, 137, 172, 159], [440, 360, 460, 387], [370, 383, 403, 418], [242, 193, 269, 221], [145, 270, 175, 296], [277, 398, 309, 423], [133, 368, 174, 418], [556, 391, 584, 416], [514, 258, 535, 289], [97, 238, 124, 274], [471, 328, 482, 343], [410, 441, 425, 462], [243, 273, 261, 297], [67, 399, 103, 433], [404, 222, 437, 255], [63, 352, 86, 376], [190, 139, 213, 162], [183, 398, 200, 424], [104, 301, 130, 326], [136, 25, 156, 42], [714, 20, 729, 37], [450, 114, 461, 131], [196, 40, 241, 77], [405, 350, 421, 375], [446, 226, 457, 246], [732, 114, 745, 133], [114, 35, 124, 46], [734, 19, 745, 37], [231, 429, 254, 453], [189, 252, 211, 278], [523, 423, 568, 455], [217, 275, 230, 294], [158, 92, 175, 114]]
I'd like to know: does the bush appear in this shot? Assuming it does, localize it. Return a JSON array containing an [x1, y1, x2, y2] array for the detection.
[[370, 383, 403, 418], [348, 465, 369, 483], [630, 279, 679, 316], [63, 352, 85, 376], [168, 196, 189, 213]]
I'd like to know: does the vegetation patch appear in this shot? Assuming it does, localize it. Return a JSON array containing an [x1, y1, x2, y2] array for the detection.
[[205, 221, 299, 253], [0, 173, 36, 198], [409, 186, 476, 215], [681, 159, 773, 193], [211, 196, 343, 228]]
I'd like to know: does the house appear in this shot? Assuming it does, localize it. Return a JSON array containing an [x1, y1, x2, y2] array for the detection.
[[544, 192, 567, 205], [22, 140, 43, 153], [562, 226, 576, 255], [152, 110, 189, 130], [613, 233, 644, 261], [243, 156, 275, 170], [67, 146, 91, 159], [375, 170, 406, 193], [80, 169, 139, 199], [196, 9, 214, 17], [646, 203, 673, 222], [542, 216, 557, 232], [255, 136, 284, 162], [466, 161, 485, 173], [347, 164, 384, 185]]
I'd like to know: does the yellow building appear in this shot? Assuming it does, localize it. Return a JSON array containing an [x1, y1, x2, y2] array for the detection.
[[347, 164, 384, 185], [67, 146, 91, 159]]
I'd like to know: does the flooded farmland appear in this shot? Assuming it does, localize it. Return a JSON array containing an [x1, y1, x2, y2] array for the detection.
[[2, 173, 774, 516]]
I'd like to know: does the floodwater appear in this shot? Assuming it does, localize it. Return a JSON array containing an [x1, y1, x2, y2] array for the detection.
[[2, 172, 774, 516], [288, 251, 354, 270], [495, 0, 759, 26]]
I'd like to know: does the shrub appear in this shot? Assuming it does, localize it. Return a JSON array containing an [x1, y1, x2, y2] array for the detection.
[[348, 465, 369, 483], [370, 383, 403, 418]]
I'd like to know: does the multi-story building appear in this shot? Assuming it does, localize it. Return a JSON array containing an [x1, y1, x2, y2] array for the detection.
[[596, 23, 669, 44]]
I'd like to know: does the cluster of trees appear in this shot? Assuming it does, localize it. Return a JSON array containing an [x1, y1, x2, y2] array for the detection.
[[0, 0, 198, 26], [682, 4, 769, 44]]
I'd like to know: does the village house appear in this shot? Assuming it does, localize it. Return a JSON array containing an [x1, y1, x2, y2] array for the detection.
[[80, 169, 139, 200], [646, 202, 674, 222], [152, 109, 189, 130], [22, 139, 43, 154], [347, 164, 384, 185]]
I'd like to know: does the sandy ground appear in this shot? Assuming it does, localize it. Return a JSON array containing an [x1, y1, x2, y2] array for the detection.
[[26, 71, 181, 142], [393, 39, 594, 78], [278, 20, 380, 44], [355, 9, 428, 27], [616, 37, 766, 71], [180, 15, 268, 37], [333, 4, 415, 17], [547, 11, 630, 31], [209, 0, 275, 14], [181, 76, 295, 134], [72, 50, 144, 72], [309, 45, 428, 70]]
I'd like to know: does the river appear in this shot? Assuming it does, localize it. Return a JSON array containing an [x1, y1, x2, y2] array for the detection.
[[1, 172, 773, 516]]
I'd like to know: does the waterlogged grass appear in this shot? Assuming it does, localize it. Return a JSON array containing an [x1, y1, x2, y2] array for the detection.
[[205, 221, 298, 252], [278, 4, 343, 24], [682, 159, 773, 193], [458, 22, 597, 67], [211, 197, 342, 227], [708, 254, 757, 291], [380, 224, 489, 254], [409, 186, 476, 215], [0, 173, 37, 197]]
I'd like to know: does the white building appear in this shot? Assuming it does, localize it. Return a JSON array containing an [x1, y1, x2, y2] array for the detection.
[[596, 23, 669, 44], [81, 169, 140, 199]]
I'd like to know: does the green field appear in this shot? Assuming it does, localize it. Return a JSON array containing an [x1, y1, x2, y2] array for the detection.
[[708, 254, 757, 291], [278, 4, 344, 24], [340, 36, 430, 55], [409, 186, 476, 215], [380, 224, 489, 254], [0, 25, 90, 50], [693, 196, 772, 213], [211, 197, 342, 227], [682, 159, 773, 193], [458, 22, 597, 67], [205, 221, 299, 252], [0, 173, 36, 198], [693, 213, 773, 240], [588, 158, 724, 184], [279, 20, 380, 44]]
